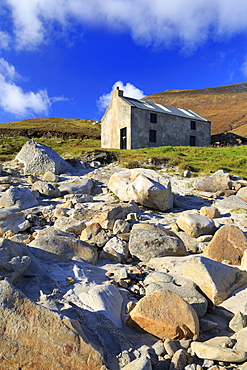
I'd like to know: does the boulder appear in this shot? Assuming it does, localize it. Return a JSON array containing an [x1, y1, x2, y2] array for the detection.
[[0, 186, 39, 209], [15, 140, 74, 175], [108, 168, 173, 211], [191, 341, 247, 363], [237, 186, 247, 202], [54, 216, 86, 236], [58, 179, 93, 195], [176, 212, 216, 238], [128, 223, 186, 261], [144, 274, 208, 318], [41, 170, 58, 182], [233, 327, 247, 352], [99, 236, 128, 263], [229, 311, 246, 333], [0, 280, 104, 369], [80, 222, 109, 247], [92, 204, 125, 230], [113, 219, 130, 235], [200, 206, 220, 218], [0, 238, 31, 284], [216, 195, 247, 211], [183, 256, 247, 305], [28, 226, 97, 263], [31, 180, 61, 197], [0, 207, 30, 236], [121, 356, 152, 370], [193, 170, 232, 192], [126, 288, 199, 340], [203, 224, 247, 265]]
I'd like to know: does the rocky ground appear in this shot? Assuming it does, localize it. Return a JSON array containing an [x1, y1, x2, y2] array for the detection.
[[1, 141, 247, 370]]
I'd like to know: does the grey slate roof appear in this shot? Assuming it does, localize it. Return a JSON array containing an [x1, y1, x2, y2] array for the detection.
[[122, 96, 209, 122]]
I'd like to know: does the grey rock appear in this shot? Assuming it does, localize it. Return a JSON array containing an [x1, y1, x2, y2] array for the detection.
[[129, 224, 186, 262], [0, 186, 39, 209], [169, 349, 188, 370], [113, 219, 130, 235], [99, 236, 128, 263], [0, 207, 30, 236], [15, 140, 74, 175], [216, 195, 247, 211], [0, 238, 31, 284], [58, 179, 93, 195], [229, 311, 247, 332], [41, 171, 58, 182], [29, 226, 97, 263], [183, 256, 247, 305], [54, 216, 86, 236], [31, 180, 61, 198], [191, 341, 247, 362], [121, 356, 152, 370], [193, 170, 232, 192], [233, 327, 247, 351], [177, 212, 216, 238]]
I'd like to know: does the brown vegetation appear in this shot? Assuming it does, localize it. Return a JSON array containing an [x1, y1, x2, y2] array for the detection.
[[143, 82, 247, 135]]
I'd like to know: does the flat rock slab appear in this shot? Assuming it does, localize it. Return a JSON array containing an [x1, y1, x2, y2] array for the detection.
[[58, 179, 93, 195], [193, 170, 232, 192], [203, 224, 247, 265], [108, 168, 173, 211], [0, 280, 104, 370], [15, 140, 74, 175], [191, 341, 247, 363], [127, 288, 199, 340], [0, 206, 30, 236], [183, 256, 247, 305]]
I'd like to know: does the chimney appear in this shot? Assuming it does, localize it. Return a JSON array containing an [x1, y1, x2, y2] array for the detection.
[[114, 86, 123, 97]]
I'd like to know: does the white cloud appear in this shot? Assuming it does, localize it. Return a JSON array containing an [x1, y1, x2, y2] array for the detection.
[[0, 58, 64, 117], [3, 0, 247, 50], [98, 80, 145, 111]]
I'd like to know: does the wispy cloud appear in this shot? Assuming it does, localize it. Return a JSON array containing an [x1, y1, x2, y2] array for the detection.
[[97, 81, 145, 111], [3, 0, 247, 51], [0, 58, 65, 117]]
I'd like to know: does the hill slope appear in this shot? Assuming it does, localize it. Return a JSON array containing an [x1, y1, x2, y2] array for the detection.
[[142, 82, 247, 135], [0, 117, 101, 139]]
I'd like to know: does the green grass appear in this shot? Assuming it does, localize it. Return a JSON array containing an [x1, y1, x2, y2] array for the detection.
[[1, 136, 247, 179]]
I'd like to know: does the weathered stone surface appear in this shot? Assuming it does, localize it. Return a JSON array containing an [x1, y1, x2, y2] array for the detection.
[[42, 170, 58, 182], [54, 216, 86, 236], [176, 212, 216, 238], [0, 280, 104, 369], [191, 341, 247, 363], [0, 238, 31, 284], [183, 256, 247, 305], [229, 311, 247, 332], [108, 168, 173, 211], [205, 336, 234, 348], [233, 327, 247, 352], [200, 206, 220, 219], [0, 186, 39, 209], [145, 274, 208, 318], [29, 226, 97, 263], [99, 236, 128, 262], [129, 223, 186, 262], [58, 179, 93, 195], [15, 140, 74, 175], [113, 219, 130, 235], [0, 206, 30, 236], [80, 222, 109, 247], [237, 186, 247, 202], [203, 225, 247, 265], [126, 288, 199, 340], [31, 180, 61, 197], [121, 356, 152, 370], [169, 349, 189, 370], [92, 204, 125, 230], [216, 195, 247, 211], [193, 170, 232, 192]]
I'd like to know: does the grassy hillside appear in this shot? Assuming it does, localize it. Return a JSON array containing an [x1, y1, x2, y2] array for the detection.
[[0, 117, 101, 139], [2, 137, 247, 179], [143, 82, 247, 135]]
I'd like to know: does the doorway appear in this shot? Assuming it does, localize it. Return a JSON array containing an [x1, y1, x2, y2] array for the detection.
[[120, 127, 127, 149]]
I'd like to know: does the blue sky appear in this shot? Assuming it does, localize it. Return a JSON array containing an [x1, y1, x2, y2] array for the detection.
[[0, 0, 247, 123]]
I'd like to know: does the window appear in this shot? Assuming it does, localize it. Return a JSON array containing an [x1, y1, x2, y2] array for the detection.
[[190, 135, 196, 146], [149, 130, 157, 143], [191, 120, 196, 130], [150, 113, 157, 123]]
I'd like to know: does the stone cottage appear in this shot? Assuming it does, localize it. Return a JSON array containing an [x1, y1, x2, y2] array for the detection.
[[101, 87, 211, 149]]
